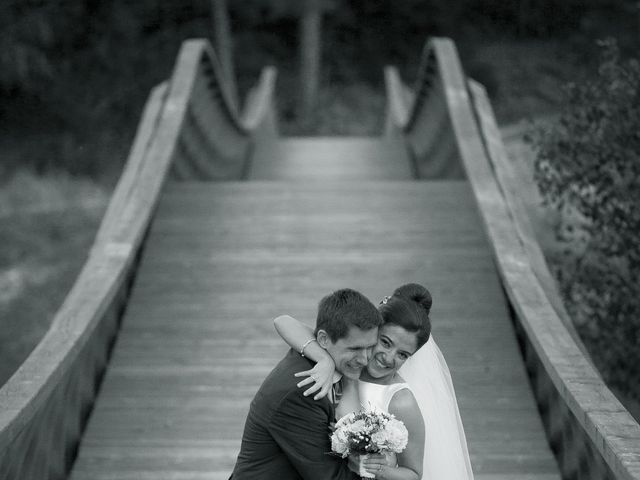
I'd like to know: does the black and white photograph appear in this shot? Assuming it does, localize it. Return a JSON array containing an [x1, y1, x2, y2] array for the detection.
[[1, 1, 639, 479]]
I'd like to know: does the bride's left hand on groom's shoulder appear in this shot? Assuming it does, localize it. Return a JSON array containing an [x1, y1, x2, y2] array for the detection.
[[294, 357, 335, 400]]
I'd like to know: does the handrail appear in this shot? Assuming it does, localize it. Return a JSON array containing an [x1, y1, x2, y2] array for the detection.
[[467, 79, 640, 480], [384, 66, 412, 130], [188, 40, 248, 137], [404, 40, 439, 133], [386, 34, 640, 480], [239, 66, 279, 178], [385, 38, 465, 178], [241, 66, 278, 132], [412, 37, 640, 479], [467, 80, 588, 355], [0, 81, 169, 480], [0, 38, 277, 479], [166, 39, 278, 180]]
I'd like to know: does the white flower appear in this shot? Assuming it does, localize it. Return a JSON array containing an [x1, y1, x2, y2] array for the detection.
[[346, 419, 366, 434], [335, 412, 356, 428], [331, 431, 349, 457], [380, 418, 409, 452], [330, 409, 409, 457]]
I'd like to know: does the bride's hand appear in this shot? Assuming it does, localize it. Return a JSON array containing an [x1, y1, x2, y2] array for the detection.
[[294, 357, 335, 400], [362, 452, 397, 476]]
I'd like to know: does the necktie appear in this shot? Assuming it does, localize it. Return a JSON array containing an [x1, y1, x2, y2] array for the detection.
[[331, 378, 343, 408]]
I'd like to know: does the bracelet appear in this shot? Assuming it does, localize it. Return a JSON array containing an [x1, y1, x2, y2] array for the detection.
[[300, 339, 317, 357]]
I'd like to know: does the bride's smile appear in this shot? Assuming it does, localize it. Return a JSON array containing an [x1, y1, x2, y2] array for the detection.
[[364, 324, 419, 381], [374, 355, 391, 370]]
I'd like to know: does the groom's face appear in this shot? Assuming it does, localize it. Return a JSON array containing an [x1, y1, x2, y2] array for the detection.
[[318, 325, 379, 380]]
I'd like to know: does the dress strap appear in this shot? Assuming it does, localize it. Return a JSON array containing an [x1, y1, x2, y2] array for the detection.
[[384, 382, 411, 410], [387, 382, 410, 395]]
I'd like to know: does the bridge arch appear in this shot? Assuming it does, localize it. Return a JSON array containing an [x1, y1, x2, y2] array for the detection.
[[1, 37, 638, 480]]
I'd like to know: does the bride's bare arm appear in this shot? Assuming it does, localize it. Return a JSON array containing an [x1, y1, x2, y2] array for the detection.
[[273, 315, 335, 399], [363, 389, 425, 480]]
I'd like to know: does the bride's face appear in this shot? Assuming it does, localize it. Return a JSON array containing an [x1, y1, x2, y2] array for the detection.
[[366, 323, 418, 378]]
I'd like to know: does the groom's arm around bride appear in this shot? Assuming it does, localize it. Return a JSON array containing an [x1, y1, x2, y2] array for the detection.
[[230, 350, 355, 479], [229, 288, 383, 479]]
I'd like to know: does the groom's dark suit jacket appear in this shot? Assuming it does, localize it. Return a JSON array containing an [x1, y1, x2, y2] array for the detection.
[[230, 349, 358, 480]]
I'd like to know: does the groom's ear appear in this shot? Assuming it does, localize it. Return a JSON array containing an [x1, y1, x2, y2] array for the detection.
[[316, 329, 330, 349]]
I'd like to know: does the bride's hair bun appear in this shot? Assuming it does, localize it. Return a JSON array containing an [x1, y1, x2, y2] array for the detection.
[[393, 283, 432, 316], [379, 283, 432, 349]]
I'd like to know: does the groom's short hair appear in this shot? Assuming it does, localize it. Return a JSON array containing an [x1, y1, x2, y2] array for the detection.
[[315, 288, 382, 342]]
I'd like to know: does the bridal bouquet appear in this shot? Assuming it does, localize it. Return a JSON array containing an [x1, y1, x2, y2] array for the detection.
[[330, 409, 408, 477]]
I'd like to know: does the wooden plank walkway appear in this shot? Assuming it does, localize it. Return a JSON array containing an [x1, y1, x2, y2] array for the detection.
[[69, 138, 560, 479], [247, 137, 413, 180]]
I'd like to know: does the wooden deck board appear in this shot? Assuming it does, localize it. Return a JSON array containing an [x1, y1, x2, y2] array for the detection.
[[247, 137, 413, 180], [70, 180, 559, 479]]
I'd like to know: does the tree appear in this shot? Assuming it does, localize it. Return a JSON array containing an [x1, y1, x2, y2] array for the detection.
[[0, 2, 57, 92], [211, 0, 238, 110], [299, 0, 323, 121], [529, 39, 640, 400]]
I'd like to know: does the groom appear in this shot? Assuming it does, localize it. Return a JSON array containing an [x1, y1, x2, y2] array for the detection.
[[230, 288, 382, 479]]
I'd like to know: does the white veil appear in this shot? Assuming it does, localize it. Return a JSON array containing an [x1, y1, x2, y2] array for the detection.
[[398, 336, 474, 480]]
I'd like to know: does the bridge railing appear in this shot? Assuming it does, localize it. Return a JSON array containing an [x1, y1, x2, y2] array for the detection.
[[385, 38, 465, 178], [386, 36, 640, 480], [165, 39, 278, 180], [468, 79, 640, 480], [0, 39, 277, 480]]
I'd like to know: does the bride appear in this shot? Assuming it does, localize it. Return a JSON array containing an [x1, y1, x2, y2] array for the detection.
[[274, 283, 474, 480]]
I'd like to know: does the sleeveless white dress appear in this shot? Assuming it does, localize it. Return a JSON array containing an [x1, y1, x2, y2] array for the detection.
[[358, 381, 411, 413], [355, 381, 412, 479], [357, 338, 475, 480]]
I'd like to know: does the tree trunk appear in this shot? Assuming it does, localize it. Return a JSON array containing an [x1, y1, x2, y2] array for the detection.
[[211, 0, 238, 110], [299, 0, 322, 122], [517, 0, 531, 37]]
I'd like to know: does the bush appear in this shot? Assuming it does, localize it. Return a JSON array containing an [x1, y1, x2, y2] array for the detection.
[[529, 39, 640, 400]]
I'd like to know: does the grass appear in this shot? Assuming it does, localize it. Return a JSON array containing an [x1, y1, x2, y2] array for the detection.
[[0, 171, 107, 385]]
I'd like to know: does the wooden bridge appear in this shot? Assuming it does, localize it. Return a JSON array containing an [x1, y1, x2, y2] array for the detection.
[[1, 38, 639, 480]]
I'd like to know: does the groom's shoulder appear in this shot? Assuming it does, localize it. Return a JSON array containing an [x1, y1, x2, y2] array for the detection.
[[254, 350, 319, 404], [263, 349, 313, 388]]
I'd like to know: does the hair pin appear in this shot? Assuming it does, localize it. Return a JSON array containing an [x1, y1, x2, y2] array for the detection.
[[380, 295, 391, 305]]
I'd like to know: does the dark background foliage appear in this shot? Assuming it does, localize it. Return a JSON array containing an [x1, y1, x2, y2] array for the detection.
[[1, 0, 638, 179], [529, 40, 640, 399]]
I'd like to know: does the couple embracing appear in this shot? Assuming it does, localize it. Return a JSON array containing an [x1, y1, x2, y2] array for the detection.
[[230, 284, 474, 480]]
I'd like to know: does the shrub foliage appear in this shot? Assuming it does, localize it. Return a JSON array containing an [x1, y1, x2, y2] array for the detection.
[[530, 39, 640, 400]]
